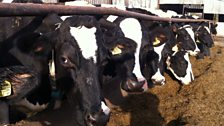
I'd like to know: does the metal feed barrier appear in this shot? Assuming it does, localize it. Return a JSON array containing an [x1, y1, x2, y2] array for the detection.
[[0, 3, 213, 23]]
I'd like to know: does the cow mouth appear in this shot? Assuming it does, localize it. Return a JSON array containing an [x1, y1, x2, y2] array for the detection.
[[152, 80, 165, 86]]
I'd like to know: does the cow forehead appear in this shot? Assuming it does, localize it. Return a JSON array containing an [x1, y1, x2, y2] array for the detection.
[[106, 15, 118, 22], [70, 26, 97, 63], [184, 27, 195, 42], [204, 26, 211, 34]]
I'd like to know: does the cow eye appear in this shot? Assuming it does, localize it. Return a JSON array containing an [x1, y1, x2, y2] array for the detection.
[[61, 56, 68, 64], [184, 36, 190, 40]]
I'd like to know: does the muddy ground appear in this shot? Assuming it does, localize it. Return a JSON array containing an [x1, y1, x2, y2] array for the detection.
[[10, 45, 224, 126]]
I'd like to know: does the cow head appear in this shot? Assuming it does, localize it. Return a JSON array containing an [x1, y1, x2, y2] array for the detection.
[[166, 46, 194, 85], [53, 16, 110, 126], [13, 32, 53, 75], [99, 18, 146, 92], [172, 24, 200, 56], [194, 22, 214, 48], [210, 22, 218, 35], [146, 25, 169, 85]]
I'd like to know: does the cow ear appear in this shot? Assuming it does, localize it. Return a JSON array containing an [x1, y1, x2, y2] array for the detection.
[[214, 24, 218, 27], [16, 32, 42, 53], [158, 34, 168, 42], [172, 24, 179, 33]]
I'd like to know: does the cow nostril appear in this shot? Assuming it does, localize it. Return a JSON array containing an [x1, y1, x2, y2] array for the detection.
[[123, 79, 145, 92], [139, 79, 145, 85]]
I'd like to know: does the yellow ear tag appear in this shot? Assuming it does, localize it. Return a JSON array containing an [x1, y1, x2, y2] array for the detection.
[[196, 39, 201, 43], [153, 37, 161, 46], [111, 46, 122, 55], [0, 80, 12, 97]]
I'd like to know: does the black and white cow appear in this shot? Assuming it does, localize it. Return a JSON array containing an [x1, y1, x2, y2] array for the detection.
[[96, 18, 147, 92], [139, 22, 176, 85], [166, 44, 194, 85], [0, 0, 63, 124], [0, 66, 43, 125], [104, 7, 200, 86], [191, 22, 214, 59], [50, 15, 111, 126], [103, 15, 152, 88]]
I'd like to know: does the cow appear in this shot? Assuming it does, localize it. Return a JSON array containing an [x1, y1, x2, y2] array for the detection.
[[60, 1, 147, 92], [191, 22, 214, 59], [166, 45, 194, 85], [0, 0, 62, 124], [48, 15, 111, 126], [104, 7, 199, 86], [139, 21, 198, 86]]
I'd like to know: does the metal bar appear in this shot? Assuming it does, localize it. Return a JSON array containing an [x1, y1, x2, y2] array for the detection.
[[0, 3, 212, 23]]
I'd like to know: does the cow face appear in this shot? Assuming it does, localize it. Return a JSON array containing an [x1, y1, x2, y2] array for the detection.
[[166, 50, 194, 85], [210, 23, 218, 35], [117, 18, 148, 91], [99, 18, 146, 92], [173, 24, 200, 56], [195, 23, 214, 48], [148, 28, 169, 85], [54, 16, 110, 126]]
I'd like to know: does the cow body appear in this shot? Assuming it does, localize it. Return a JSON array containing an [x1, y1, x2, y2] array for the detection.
[[0, 0, 64, 124]]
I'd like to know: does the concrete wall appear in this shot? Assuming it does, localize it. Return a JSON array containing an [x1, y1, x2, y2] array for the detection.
[[160, 0, 224, 14]]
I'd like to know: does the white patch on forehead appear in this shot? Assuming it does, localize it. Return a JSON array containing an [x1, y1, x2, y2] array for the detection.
[[60, 16, 71, 21], [204, 26, 211, 34], [166, 52, 194, 85], [101, 101, 110, 115], [153, 43, 165, 62], [70, 26, 97, 63], [1, 0, 13, 3], [184, 25, 200, 55], [172, 44, 179, 52], [106, 15, 118, 22], [184, 26, 195, 42], [119, 18, 144, 79]]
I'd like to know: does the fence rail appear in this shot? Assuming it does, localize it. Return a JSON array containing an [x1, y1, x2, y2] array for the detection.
[[0, 3, 213, 23]]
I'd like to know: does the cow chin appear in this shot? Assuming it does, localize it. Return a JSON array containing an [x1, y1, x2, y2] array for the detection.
[[121, 78, 148, 92], [85, 102, 110, 126], [151, 70, 166, 85], [188, 49, 200, 56]]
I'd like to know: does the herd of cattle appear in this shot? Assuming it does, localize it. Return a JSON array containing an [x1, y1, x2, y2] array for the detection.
[[0, 0, 217, 126]]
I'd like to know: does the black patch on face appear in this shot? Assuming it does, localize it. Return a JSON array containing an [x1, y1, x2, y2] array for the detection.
[[169, 51, 188, 77], [196, 26, 213, 47]]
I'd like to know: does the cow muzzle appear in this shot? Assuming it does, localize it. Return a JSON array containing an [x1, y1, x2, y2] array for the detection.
[[85, 102, 110, 126], [151, 70, 166, 85], [121, 77, 148, 92]]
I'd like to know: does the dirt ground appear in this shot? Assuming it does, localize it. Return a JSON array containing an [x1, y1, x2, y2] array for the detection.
[[10, 45, 224, 126]]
